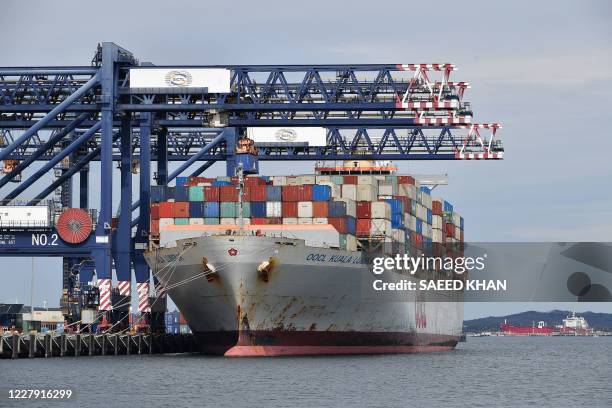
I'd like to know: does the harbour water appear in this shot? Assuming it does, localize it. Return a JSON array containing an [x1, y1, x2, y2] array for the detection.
[[1, 337, 610, 407]]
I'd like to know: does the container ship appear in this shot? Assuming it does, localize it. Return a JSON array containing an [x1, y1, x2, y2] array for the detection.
[[143, 160, 465, 356]]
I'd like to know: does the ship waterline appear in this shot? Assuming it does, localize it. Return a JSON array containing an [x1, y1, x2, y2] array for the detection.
[[144, 235, 464, 356]]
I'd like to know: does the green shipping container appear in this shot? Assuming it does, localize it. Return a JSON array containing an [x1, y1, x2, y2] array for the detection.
[[237, 202, 250, 217], [331, 175, 344, 185], [204, 217, 219, 225], [220, 202, 237, 218], [188, 186, 204, 201], [174, 218, 189, 225]]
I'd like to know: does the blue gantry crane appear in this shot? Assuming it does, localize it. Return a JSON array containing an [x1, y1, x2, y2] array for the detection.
[[0, 42, 502, 330]]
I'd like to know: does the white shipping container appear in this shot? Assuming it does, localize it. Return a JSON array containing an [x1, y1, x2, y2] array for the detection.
[[420, 193, 432, 209], [423, 224, 432, 239], [272, 176, 287, 186], [313, 217, 328, 224], [377, 181, 395, 196], [345, 234, 358, 251], [370, 219, 392, 235], [433, 228, 443, 243], [373, 175, 387, 182], [321, 182, 342, 198], [298, 217, 313, 224], [266, 201, 282, 217], [341, 184, 357, 201], [453, 212, 461, 227], [297, 201, 313, 218], [416, 204, 427, 221], [409, 214, 417, 231], [393, 229, 405, 243], [0, 205, 50, 227], [432, 215, 443, 230], [283, 217, 298, 224], [298, 175, 316, 185], [455, 227, 462, 241], [159, 218, 174, 229], [315, 175, 331, 184], [397, 184, 416, 199], [357, 175, 375, 185], [287, 177, 300, 186], [196, 182, 212, 187], [220, 218, 236, 225], [129, 68, 231, 92], [189, 218, 204, 225], [356, 184, 377, 201], [370, 201, 391, 219]]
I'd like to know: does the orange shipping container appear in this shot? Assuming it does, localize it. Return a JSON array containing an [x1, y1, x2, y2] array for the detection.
[[312, 201, 328, 218], [219, 186, 238, 202], [150, 203, 160, 220], [159, 202, 174, 218], [173, 202, 190, 218], [150, 219, 160, 236], [356, 219, 371, 236], [397, 175, 415, 185]]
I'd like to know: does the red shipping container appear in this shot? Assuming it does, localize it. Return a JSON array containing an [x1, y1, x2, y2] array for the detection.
[[204, 186, 220, 201], [249, 185, 267, 201], [159, 202, 174, 218], [150, 219, 160, 237], [313, 201, 328, 218], [328, 217, 348, 234], [343, 175, 358, 184], [282, 201, 298, 217], [150, 203, 160, 220], [397, 175, 415, 185], [432, 200, 442, 215], [356, 219, 371, 236], [173, 202, 189, 218], [460, 230, 464, 242], [219, 186, 238, 202], [282, 185, 313, 201], [356, 201, 371, 218], [251, 217, 283, 225], [444, 223, 455, 237]]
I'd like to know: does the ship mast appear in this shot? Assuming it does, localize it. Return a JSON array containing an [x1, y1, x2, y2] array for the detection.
[[236, 163, 245, 233]]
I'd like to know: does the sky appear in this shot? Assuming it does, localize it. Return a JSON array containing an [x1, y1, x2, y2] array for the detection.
[[0, 0, 611, 318]]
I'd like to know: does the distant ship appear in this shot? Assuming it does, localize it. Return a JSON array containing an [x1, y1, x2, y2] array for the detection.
[[499, 312, 592, 336]]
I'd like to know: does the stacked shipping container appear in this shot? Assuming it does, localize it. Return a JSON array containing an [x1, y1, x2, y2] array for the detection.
[[150, 173, 464, 254]]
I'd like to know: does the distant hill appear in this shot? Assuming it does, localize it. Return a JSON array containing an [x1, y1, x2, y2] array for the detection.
[[463, 310, 612, 332]]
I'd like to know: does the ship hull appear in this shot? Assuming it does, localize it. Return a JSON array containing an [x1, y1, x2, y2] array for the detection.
[[145, 235, 463, 356]]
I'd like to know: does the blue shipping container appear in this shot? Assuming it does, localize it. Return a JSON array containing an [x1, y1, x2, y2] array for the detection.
[[175, 186, 189, 201], [250, 202, 267, 217], [460, 216, 464, 230], [203, 202, 220, 218], [346, 216, 356, 235], [426, 209, 433, 225], [312, 185, 331, 201], [391, 212, 404, 228], [175, 176, 189, 187], [189, 202, 204, 218], [266, 186, 282, 201], [443, 201, 453, 213], [212, 180, 232, 187], [165, 187, 176, 200], [150, 186, 164, 203], [420, 186, 431, 195], [328, 201, 347, 217], [385, 199, 403, 215], [416, 219, 423, 234]]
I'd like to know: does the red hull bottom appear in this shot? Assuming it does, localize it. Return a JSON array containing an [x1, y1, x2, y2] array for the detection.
[[224, 345, 454, 357], [194, 330, 459, 357]]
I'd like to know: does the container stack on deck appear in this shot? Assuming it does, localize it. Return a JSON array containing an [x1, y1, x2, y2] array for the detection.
[[149, 174, 464, 255]]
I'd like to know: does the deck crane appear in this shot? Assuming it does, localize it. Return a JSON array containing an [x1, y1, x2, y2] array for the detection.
[[0, 43, 502, 330]]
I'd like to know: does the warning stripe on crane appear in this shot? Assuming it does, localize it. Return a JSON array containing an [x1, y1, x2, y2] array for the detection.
[[396, 100, 459, 109], [414, 116, 471, 125], [457, 123, 502, 129], [137, 282, 151, 313], [455, 152, 504, 160], [117, 280, 131, 296], [396, 64, 456, 71], [98, 278, 112, 311]]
